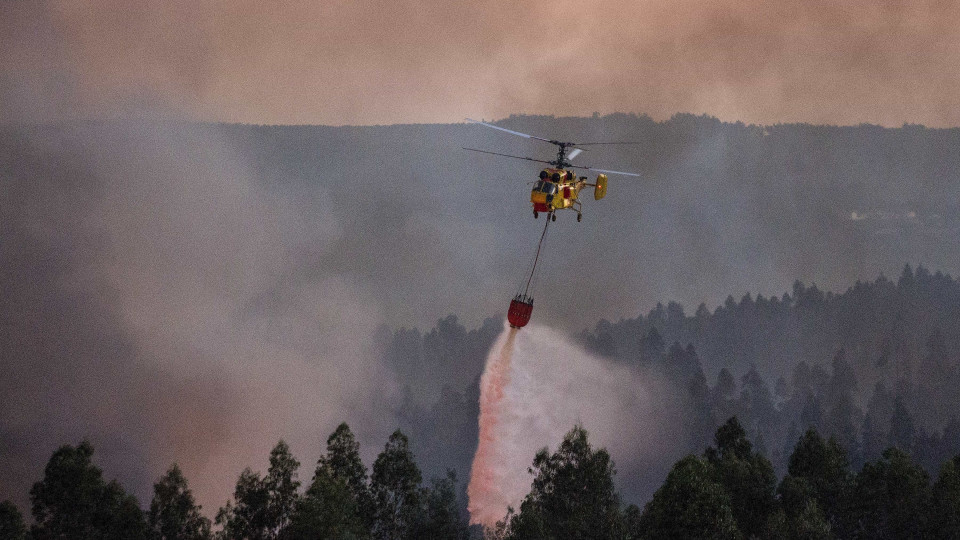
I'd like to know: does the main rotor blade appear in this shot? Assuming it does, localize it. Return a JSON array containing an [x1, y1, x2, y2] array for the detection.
[[567, 148, 583, 160], [463, 147, 555, 166], [465, 118, 557, 144], [586, 167, 641, 177], [563, 163, 641, 177], [573, 141, 642, 146], [464, 147, 640, 177], [465, 118, 641, 148]]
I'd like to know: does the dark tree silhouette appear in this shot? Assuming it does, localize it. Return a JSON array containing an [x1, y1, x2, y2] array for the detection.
[[635, 455, 741, 539], [216, 469, 271, 539], [286, 423, 372, 539], [771, 475, 832, 539], [216, 440, 300, 540], [149, 464, 212, 540], [506, 426, 623, 540], [0, 501, 26, 540], [782, 429, 851, 535], [704, 417, 777, 538], [29, 441, 147, 540], [925, 455, 960, 539], [848, 448, 931, 539], [285, 466, 369, 539], [371, 430, 422, 540], [412, 471, 469, 540], [888, 397, 916, 454]]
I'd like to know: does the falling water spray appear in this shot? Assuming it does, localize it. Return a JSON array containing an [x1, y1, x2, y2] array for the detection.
[[467, 325, 518, 526], [467, 322, 681, 528]]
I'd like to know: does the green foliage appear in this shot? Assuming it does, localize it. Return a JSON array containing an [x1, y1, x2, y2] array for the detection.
[[19, 413, 960, 540], [848, 447, 931, 539], [266, 441, 301, 533], [924, 455, 960, 539], [635, 455, 741, 539], [149, 464, 212, 540], [705, 417, 778, 538], [216, 469, 271, 540], [319, 423, 374, 528], [785, 429, 851, 532], [286, 423, 371, 539], [505, 426, 623, 540], [217, 440, 301, 540], [622, 504, 642, 540], [412, 470, 469, 540], [770, 476, 833, 539], [0, 500, 27, 540], [371, 430, 423, 540], [284, 466, 368, 540], [29, 440, 147, 540]]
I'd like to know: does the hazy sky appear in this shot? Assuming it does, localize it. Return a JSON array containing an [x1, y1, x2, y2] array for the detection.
[[3, 0, 960, 126], [5, 0, 960, 521]]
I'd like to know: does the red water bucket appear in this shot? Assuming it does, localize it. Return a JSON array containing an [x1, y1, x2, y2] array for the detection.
[[507, 294, 534, 328]]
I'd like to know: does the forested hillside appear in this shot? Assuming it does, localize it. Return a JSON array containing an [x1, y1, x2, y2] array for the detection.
[[580, 264, 960, 472], [382, 265, 960, 507], [9, 114, 960, 332], [4, 267, 960, 538], [6, 115, 960, 534]]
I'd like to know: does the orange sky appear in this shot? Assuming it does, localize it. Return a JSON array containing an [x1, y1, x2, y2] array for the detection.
[[3, 0, 960, 126]]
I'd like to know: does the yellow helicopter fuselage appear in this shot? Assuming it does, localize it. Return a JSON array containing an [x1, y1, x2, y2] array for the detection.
[[530, 168, 607, 218]]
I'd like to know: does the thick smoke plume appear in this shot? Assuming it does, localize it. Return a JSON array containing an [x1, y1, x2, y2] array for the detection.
[[468, 322, 681, 527], [4, 1, 960, 126], [0, 120, 399, 514]]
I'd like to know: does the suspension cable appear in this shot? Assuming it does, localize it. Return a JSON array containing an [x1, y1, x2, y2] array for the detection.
[[522, 216, 551, 297]]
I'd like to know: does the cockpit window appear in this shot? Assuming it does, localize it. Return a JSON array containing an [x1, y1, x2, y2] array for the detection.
[[534, 180, 558, 194]]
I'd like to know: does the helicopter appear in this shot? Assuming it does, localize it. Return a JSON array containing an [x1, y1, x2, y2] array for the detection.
[[465, 118, 640, 222]]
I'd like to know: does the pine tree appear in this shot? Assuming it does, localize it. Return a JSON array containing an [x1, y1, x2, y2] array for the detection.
[[216, 469, 271, 540], [771, 476, 833, 540], [0, 501, 27, 540], [925, 455, 960, 539], [30, 441, 147, 540], [411, 470, 468, 540], [286, 423, 372, 539], [635, 455, 741, 539], [849, 448, 930, 539], [705, 417, 777, 538], [149, 464, 212, 540], [782, 429, 851, 534], [371, 430, 422, 540], [285, 465, 368, 539], [506, 426, 623, 540], [217, 440, 301, 539], [265, 441, 301, 534]]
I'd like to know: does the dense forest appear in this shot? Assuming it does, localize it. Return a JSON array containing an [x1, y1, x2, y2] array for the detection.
[[6, 116, 960, 536], [4, 416, 960, 539], [6, 253, 960, 537], [378, 264, 960, 508], [9, 266, 960, 538]]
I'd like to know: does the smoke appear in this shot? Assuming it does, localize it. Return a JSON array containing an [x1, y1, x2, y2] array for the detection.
[[4, 1, 960, 126], [0, 119, 399, 513], [468, 322, 683, 527]]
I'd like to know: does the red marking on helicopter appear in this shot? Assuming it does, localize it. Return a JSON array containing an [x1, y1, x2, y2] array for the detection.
[[464, 118, 641, 329]]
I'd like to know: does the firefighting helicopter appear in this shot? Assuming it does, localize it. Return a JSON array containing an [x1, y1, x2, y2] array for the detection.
[[464, 118, 641, 328], [464, 118, 640, 222]]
